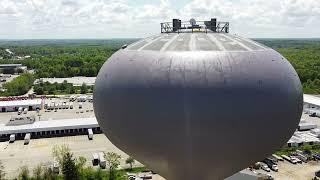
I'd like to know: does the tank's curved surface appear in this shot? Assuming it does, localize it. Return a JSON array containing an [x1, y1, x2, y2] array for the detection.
[[94, 33, 303, 180]]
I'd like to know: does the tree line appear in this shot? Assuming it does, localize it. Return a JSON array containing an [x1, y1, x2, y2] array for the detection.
[[1, 40, 320, 94], [277, 46, 320, 94], [34, 80, 92, 95], [0, 46, 117, 78]]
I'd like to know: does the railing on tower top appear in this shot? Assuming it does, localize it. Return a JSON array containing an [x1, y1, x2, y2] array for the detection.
[[160, 18, 229, 34]]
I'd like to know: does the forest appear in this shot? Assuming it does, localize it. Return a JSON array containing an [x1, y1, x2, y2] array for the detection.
[[256, 38, 320, 94], [0, 38, 320, 95]]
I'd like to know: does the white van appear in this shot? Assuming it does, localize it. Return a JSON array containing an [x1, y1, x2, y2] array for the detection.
[[9, 134, 15, 143], [18, 107, 23, 115], [24, 133, 31, 145], [88, 129, 93, 140], [98, 152, 106, 169]]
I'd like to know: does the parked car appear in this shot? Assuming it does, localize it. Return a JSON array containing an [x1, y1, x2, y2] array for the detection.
[[261, 163, 271, 172], [281, 155, 297, 164], [291, 156, 301, 164], [313, 154, 320, 160]]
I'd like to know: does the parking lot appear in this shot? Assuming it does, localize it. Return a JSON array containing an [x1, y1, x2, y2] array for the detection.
[[251, 160, 320, 179], [0, 134, 142, 179], [0, 97, 95, 124], [1, 95, 320, 179], [270, 161, 320, 179]]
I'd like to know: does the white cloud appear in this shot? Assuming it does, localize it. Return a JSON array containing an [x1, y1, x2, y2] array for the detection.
[[0, 0, 319, 38]]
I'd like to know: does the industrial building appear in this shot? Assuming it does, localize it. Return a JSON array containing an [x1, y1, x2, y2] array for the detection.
[[0, 64, 27, 74], [304, 94, 320, 109], [287, 131, 320, 147], [0, 117, 101, 141], [35, 77, 96, 86], [0, 99, 42, 112]]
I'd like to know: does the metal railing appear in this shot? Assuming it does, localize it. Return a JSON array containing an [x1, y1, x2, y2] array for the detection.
[[160, 19, 229, 34]]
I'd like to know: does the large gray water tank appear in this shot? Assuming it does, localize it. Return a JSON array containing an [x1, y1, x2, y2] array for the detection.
[[94, 33, 303, 180]]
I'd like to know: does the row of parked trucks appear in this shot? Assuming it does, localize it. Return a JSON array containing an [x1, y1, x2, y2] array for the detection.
[[8, 128, 93, 144], [253, 150, 320, 173], [17, 107, 28, 115], [9, 133, 30, 144], [45, 102, 74, 110]]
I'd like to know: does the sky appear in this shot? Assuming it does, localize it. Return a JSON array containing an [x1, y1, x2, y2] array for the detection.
[[0, 0, 319, 39]]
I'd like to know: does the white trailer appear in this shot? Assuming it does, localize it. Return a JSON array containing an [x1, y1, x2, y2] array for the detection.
[[98, 152, 106, 169], [92, 153, 99, 166], [298, 122, 317, 131], [88, 128, 93, 140], [63, 102, 68, 109], [9, 134, 15, 143], [23, 108, 28, 114], [18, 107, 23, 115], [24, 133, 31, 144], [77, 96, 87, 102]]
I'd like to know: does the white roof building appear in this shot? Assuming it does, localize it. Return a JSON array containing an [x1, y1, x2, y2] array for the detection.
[[0, 99, 42, 108], [35, 77, 96, 86], [304, 94, 320, 108], [0, 117, 98, 135]]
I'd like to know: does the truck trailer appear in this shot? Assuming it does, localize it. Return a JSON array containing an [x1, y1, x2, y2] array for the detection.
[[98, 152, 106, 169], [88, 129, 93, 140], [24, 133, 31, 145]]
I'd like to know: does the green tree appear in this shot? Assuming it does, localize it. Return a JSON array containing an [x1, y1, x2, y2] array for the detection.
[[105, 152, 121, 180], [42, 166, 57, 180], [76, 156, 87, 176], [34, 85, 44, 95], [1, 73, 34, 96], [52, 144, 71, 167], [125, 156, 135, 170], [17, 68, 24, 74], [18, 166, 30, 180], [80, 83, 87, 94], [33, 164, 43, 180], [62, 152, 79, 180], [61, 80, 68, 91], [94, 168, 104, 180], [0, 161, 5, 180], [69, 85, 76, 94]]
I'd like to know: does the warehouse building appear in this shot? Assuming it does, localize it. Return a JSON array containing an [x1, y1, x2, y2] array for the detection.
[[0, 117, 101, 141], [0, 99, 42, 112], [287, 131, 320, 147], [304, 94, 320, 109], [35, 77, 96, 86], [0, 64, 27, 74]]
